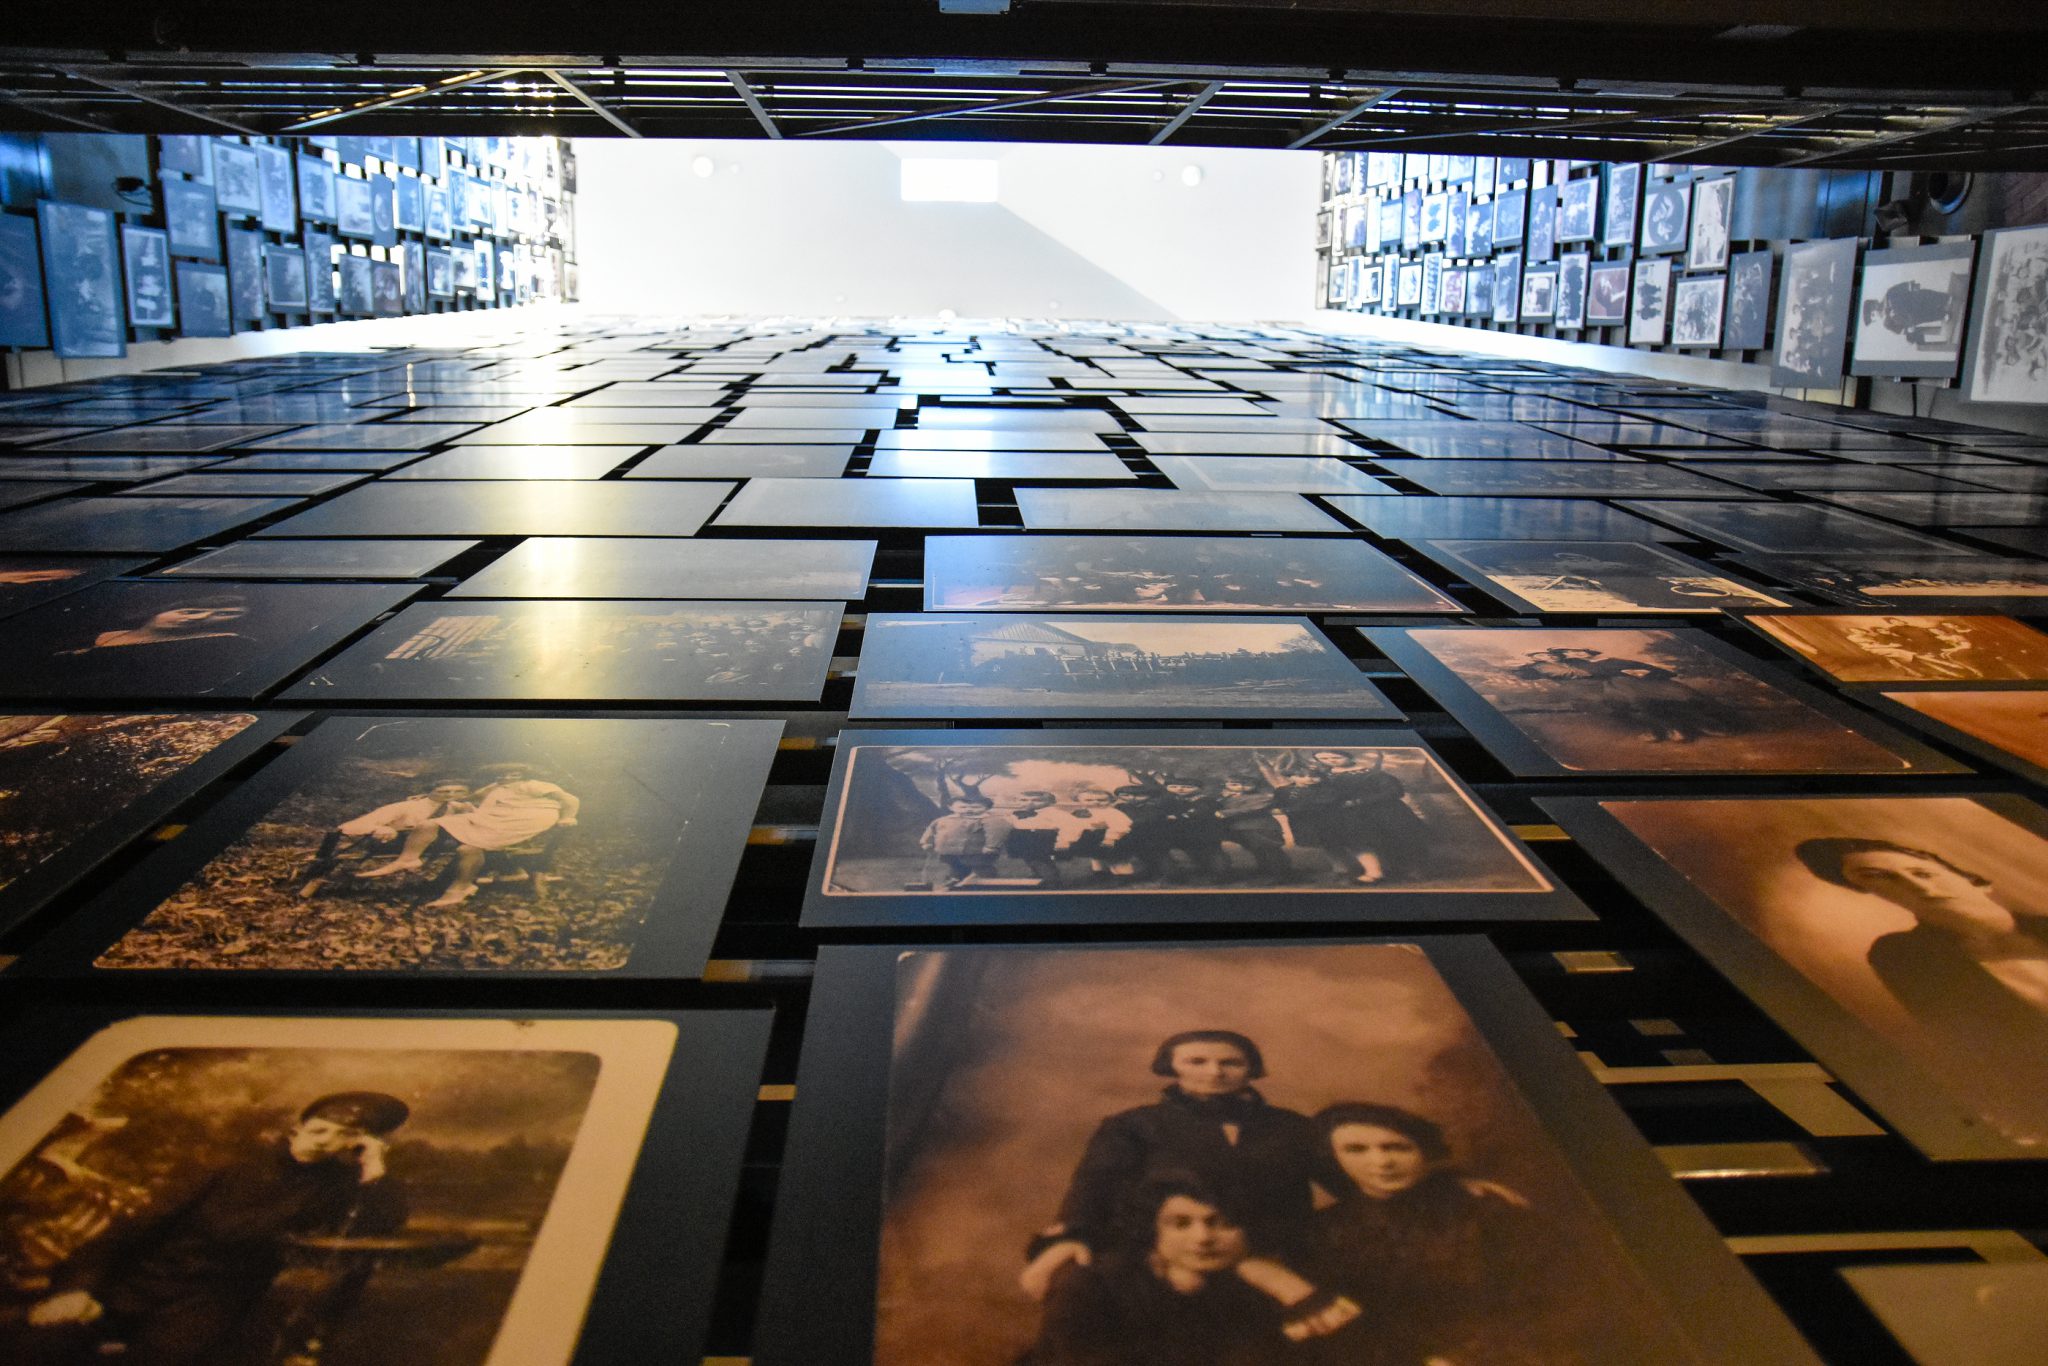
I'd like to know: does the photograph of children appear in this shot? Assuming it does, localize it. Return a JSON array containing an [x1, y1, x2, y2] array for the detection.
[[807, 733, 1579, 926], [851, 615, 1397, 721], [1733, 554, 2048, 608], [867, 943, 1723, 1366], [1746, 613, 2048, 683], [72, 716, 778, 975], [923, 536, 1463, 614], [1960, 224, 2048, 405], [1851, 242, 1974, 379], [0, 1014, 677, 1366], [0, 582, 419, 702], [284, 600, 840, 703], [0, 558, 147, 621], [1771, 238, 1861, 388], [1881, 689, 2048, 784], [1416, 540, 1789, 614], [1576, 794, 2048, 1155], [1369, 627, 1958, 776]]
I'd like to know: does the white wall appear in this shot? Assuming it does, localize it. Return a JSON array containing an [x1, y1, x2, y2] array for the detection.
[[571, 139, 1320, 322]]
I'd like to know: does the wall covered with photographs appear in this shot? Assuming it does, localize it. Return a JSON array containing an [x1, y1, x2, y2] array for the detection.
[[0, 132, 576, 364], [3, 316, 2048, 1365], [1317, 153, 2048, 408]]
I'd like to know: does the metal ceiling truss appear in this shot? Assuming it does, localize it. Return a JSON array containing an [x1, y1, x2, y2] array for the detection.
[[1, 52, 2045, 169]]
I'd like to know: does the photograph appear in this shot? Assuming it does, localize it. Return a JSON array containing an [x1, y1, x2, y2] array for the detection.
[[1879, 688, 2048, 784], [1415, 539, 1788, 614], [1851, 241, 1975, 379], [124, 228, 173, 329], [297, 153, 336, 223], [255, 142, 296, 235], [1734, 554, 2048, 607], [1616, 499, 1964, 556], [712, 477, 980, 530], [1375, 458, 1733, 498], [1554, 252, 1589, 330], [1327, 494, 1681, 543], [225, 228, 264, 323], [174, 261, 231, 338], [449, 537, 875, 600], [755, 938, 1817, 1366], [0, 213, 48, 349], [1685, 177, 1734, 271], [1586, 261, 1631, 325], [0, 1010, 759, 1366], [1015, 489, 1345, 534], [850, 614, 1398, 721], [157, 134, 209, 176], [1629, 259, 1672, 345], [0, 495, 304, 555], [1558, 175, 1598, 242], [1843, 1261, 2048, 1366], [1525, 187, 1557, 262], [923, 535, 1464, 614], [335, 177, 374, 239], [0, 581, 418, 702], [1367, 626, 1960, 776], [1603, 164, 1641, 248], [302, 230, 336, 312], [36, 201, 125, 360], [212, 142, 262, 215], [1960, 224, 2048, 405], [1771, 238, 1861, 388], [1494, 188, 1526, 245], [1744, 612, 2048, 684], [256, 481, 732, 539], [804, 729, 1584, 926], [1549, 793, 2048, 1159], [1638, 182, 1689, 255], [1670, 275, 1725, 348], [283, 600, 841, 703], [1148, 457, 1388, 497], [52, 716, 782, 976], [1724, 249, 1774, 351], [1492, 252, 1522, 324], [1520, 265, 1557, 321], [264, 246, 308, 314], [161, 178, 220, 262], [1397, 263, 1422, 309], [161, 540, 476, 581], [0, 557, 148, 621]]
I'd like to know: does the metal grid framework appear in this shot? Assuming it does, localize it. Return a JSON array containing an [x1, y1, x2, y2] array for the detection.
[[3, 56, 2047, 170]]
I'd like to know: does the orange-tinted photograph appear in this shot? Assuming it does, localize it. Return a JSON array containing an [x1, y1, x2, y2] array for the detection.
[[1886, 688, 2048, 773], [1748, 613, 2048, 683]]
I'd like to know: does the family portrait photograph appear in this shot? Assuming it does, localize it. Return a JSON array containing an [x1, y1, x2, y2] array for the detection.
[[1744, 613, 2048, 683]]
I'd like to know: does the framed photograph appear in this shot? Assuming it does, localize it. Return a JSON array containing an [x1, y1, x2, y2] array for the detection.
[[119, 225, 174, 329], [296, 152, 336, 223], [1546, 792, 2048, 1160], [0, 556, 149, 622], [1670, 274, 1726, 348], [1443, 191, 1469, 256], [1961, 224, 2048, 404], [1638, 181, 1689, 255], [1617, 498, 1963, 556], [283, 599, 840, 703], [161, 539, 473, 580], [211, 141, 262, 216], [224, 225, 264, 324], [1557, 175, 1598, 243], [1366, 625, 1962, 777], [1686, 176, 1735, 270], [1603, 164, 1641, 248], [402, 239, 426, 313], [1396, 262, 1422, 308], [1629, 258, 1672, 344], [1741, 611, 2048, 684], [1420, 191, 1448, 244], [263, 244, 308, 314], [1724, 248, 1775, 350], [473, 240, 495, 297], [369, 174, 397, 246], [1412, 538, 1788, 614], [1851, 241, 1975, 379], [425, 246, 454, 299], [0, 212, 49, 349], [1519, 264, 1558, 321], [1493, 187, 1526, 244], [426, 184, 453, 240], [1466, 195, 1496, 255], [1419, 252, 1444, 315], [156, 133, 209, 176], [254, 141, 296, 235], [0, 711, 293, 941], [451, 536, 875, 601], [302, 228, 336, 312], [1736, 553, 2048, 610], [1401, 187, 1423, 244], [0, 1008, 769, 1366], [1584, 259, 1629, 325], [371, 259, 402, 317], [1499, 156, 1531, 184], [161, 177, 220, 261], [1376, 197, 1403, 251], [1875, 687, 2048, 786], [1439, 264, 1468, 316], [923, 534, 1463, 614], [1493, 251, 1522, 323], [1525, 185, 1558, 262], [335, 176, 374, 239], [1376, 458, 1733, 499], [394, 173, 425, 233], [1554, 251, 1589, 330], [1771, 237, 1860, 388], [1465, 258, 1494, 317], [339, 253, 373, 316], [802, 729, 1587, 926], [1328, 495, 1682, 544], [851, 613, 1398, 721], [755, 938, 1819, 1366], [36, 201, 125, 359], [25, 715, 780, 978]]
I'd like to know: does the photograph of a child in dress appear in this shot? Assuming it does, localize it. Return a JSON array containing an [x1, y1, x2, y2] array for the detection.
[[876, 944, 1698, 1366], [821, 743, 1552, 896]]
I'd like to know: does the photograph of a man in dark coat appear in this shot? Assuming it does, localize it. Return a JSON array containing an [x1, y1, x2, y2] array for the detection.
[[14, 1090, 409, 1366]]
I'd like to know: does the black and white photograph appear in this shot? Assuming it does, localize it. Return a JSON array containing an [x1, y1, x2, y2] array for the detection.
[[120, 227, 174, 329], [1723, 249, 1775, 351], [1638, 181, 1689, 255], [805, 730, 1582, 924], [0, 495, 304, 554], [1549, 794, 2048, 1159], [264, 246, 308, 314], [1557, 176, 1598, 243], [1685, 177, 1734, 271], [43, 716, 781, 976], [1520, 265, 1557, 321], [923, 535, 1464, 614], [1525, 187, 1557, 262], [0, 580, 418, 701], [1670, 275, 1725, 348], [0, 212, 48, 349], [1493, 188, 1526, 244], [1878, 687, 2048, 786], [851, 614, 1398, 721], [1367, 626, 1960, 777], [1771, 237, 1860, 388], [161, 179, 220, 262], [1586, 261, 1631, 324], [1629, 258, 1672, 345], [1492, 252, 1522, 323], [175, 261, 231, 338], [212, 142, 262, 216], [1959, 224, 2048, 404], [756, 939, 1818, 1366], [1603, 164, 1641, 248], [1850, 241, 1974, 379], [36, 201, 124, 360], [1554, 252, 1589, 330], [1397, 262, 1422, 308], [297, 153, 336, 223], [284, 599, 841, 702], [255, 142, 296, 235], [1415, 539, 1788, 613]]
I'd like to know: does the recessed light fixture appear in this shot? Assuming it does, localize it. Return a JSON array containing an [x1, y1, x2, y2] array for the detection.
[[691, 155, 715, 178], [1181, 165, 1204, 187]]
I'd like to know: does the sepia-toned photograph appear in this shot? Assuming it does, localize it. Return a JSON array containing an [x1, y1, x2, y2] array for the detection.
[[285, 600, 840, 703], [0, 1014, 678, 1366], [1960, 224, 2048, 405], [0, 557, 147, 620], [1881, 688, 2048, 784], [1370, 626, 1957, 776], [1567, 794, 2048, 1157], [923, 535, 1463, 614], [1416, 539, 1788, 614], [851, 614, 1396, 721], [809, 733, 1572, 926], [74, 716, 779, 975], [1734, 554, 2048, 608], [863, 941, 1734, 1366], [1744, 613, 2048, 683]]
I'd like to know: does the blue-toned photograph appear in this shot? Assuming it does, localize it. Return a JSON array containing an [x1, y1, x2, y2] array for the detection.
[[426, 185, 452, 240], [157, 134, 210, 177], [395, 174, 425, 233], [473, 240, 496, 298], [372, 259, 403, 317], [335, 176, 374, 238], [120, 224, 175, 328], [264, 244, 308, 313], [255, 142, 297, 234], [0, 212, 49, 348], [36, 200, 125, 358], [297, 153, 336, 222], [425, 247, 453, 299], [303, 228, 337, 312], [224, 225, 265, 323], [212, 141, 262, 216], [339, 252, 373, 315], [161, 177, 220, 261], [174, 261, 230, 337], [403, 240, 426, 313], [370, 174, 397, 246]]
